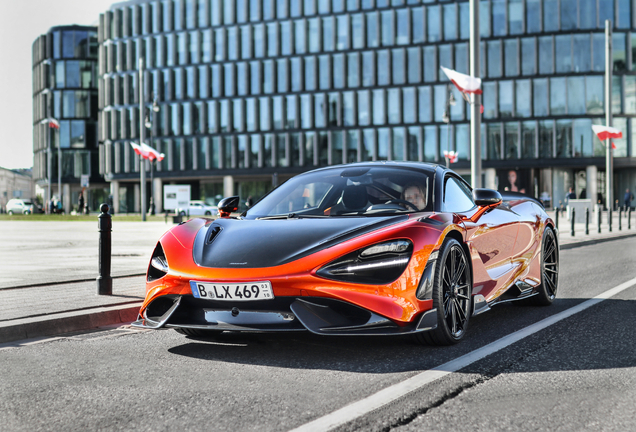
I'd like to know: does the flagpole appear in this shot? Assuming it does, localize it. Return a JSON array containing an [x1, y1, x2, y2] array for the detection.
[[139, 58, 147, 221], [605, 20, 613, 211], [469, 0, 481, 189]]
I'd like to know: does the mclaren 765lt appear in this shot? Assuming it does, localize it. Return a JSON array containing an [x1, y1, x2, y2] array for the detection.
[[132, 162, 559, 345]]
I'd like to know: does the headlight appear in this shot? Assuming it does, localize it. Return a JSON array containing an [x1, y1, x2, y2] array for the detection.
[[148, 242, 168, 281], [316, 240, 413, 285]]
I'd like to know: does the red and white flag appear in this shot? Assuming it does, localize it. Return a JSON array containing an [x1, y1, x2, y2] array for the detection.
[[48, 119, 60, 129], [140, 142, 165, 162], [440, 66, 482, 95], [130, 142, 150, 159], [592, 125, 622, 142], [443, 150, 458, 164]]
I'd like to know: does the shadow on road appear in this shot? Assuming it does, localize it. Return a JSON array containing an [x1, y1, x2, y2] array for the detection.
[[167, 297, 636, 374]]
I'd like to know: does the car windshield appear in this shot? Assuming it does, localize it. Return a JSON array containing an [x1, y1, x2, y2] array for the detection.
[[246, 166, 434, 218]]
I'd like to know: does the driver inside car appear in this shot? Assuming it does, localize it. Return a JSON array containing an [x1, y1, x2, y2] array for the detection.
[[401, 182, 427, 210]]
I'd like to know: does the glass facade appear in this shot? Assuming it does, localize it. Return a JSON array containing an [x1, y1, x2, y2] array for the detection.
[[32, 25, 101, 211], [97, 0, 636, 209]]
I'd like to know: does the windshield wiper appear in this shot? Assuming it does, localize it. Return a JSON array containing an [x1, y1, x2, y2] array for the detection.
[[256, 213, 328, 220]]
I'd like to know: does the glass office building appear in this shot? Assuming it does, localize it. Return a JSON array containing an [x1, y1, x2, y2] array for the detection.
[[98, 0, 636, 212], [32, 25, 105, 213]]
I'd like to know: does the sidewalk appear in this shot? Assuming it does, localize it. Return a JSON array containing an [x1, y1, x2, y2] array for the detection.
[[548, 209, 636, 249], [1, 216, 635, 345]]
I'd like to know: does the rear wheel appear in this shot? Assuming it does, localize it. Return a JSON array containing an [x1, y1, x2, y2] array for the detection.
[[175, 328, 223, 339], [205, 211, 212, 215], [7, 210, 13, 215], [530, 227, 559, 306], [414, 238, 472, 346]]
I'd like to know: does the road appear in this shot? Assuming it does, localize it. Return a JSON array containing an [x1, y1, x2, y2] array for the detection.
[[1, 237, 635, 431]]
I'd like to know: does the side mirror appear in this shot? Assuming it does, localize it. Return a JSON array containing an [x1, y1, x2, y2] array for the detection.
[[217, 196, 240, 218], [473, 188, 502, 207]]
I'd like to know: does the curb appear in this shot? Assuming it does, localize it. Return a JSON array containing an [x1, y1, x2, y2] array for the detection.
[[559, 232, 636, 250], [0, 302, 142, 344]]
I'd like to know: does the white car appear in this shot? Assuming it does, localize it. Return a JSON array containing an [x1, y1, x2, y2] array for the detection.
[[176, 200, 218, 216], [6, 199, 37, 215]]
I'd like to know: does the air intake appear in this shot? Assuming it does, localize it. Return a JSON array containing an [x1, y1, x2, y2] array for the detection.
[[206, 225, 222, 244]]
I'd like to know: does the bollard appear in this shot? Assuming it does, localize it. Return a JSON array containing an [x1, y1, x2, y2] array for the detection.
[[555, 208, 559, 230], [629, 207, 632, 230], [619, 208, 622, 231], [597, 206, 602, 233], [97, 203, 112, 295], [585, 207, 589, 235], [571, 208, 575, 237], [608, 208, 612, 232]]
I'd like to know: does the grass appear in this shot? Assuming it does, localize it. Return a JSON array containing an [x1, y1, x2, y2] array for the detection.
[[0, 213, 173, 222]]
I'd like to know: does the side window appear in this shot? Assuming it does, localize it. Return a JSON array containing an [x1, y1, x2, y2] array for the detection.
[[442, 176, 475, 213]]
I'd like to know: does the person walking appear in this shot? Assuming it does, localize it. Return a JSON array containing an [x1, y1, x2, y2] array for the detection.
[[624, 188, 634, 210], [78, 190, 85, 214]]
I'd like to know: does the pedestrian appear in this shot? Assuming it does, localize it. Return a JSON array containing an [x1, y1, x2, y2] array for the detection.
[[624, 188, 634, 210], [78, 190, 85, 214], [566, 187, 576, 204], [246, 196, 253, 208]]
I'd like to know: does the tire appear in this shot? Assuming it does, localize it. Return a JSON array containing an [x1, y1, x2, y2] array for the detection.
[[179, 211, 186, 216], [530, 226, 559, 306], [175, 328, 223, 339], [414, 238, 472, 346], [204, 211, 212, 216], [7, 210, 13, 215]]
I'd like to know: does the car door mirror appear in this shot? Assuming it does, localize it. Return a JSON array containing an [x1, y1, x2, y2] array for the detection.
[[473, 189, 502, 207], [217, 196, 240, 218]]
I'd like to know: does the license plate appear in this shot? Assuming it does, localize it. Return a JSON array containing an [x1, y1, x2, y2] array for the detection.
[[190, 281, 274, 301]]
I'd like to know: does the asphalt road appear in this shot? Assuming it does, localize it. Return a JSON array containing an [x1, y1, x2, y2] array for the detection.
[[1, 237, 635, 432]]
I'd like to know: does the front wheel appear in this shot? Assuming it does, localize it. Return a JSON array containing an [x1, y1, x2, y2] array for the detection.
[[179, 211, 186, 216], [530, 226, 559, 306], [414, 238, 472, 346], [7, 210, 13, 215]]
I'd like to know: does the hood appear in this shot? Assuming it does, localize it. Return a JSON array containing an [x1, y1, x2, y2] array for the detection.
[[191, 216, 408, 268]]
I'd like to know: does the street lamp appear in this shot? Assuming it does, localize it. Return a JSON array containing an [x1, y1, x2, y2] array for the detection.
[[442, 84, 456, 167], [145, 94, 160, 215]]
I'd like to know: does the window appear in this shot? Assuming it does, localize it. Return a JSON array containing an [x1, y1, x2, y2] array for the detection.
[[509, 0, 523, 34], [521, 38, 536, 75], [412, 7, 424, 44], [427, 5, 440, 42], [377, 50, 390, 85], [323, 17, 334, 51], [442, 177, 474, 213], [543, 0, 558, 32], [423, 46, 437, 82], [333, 54, 345, 89], [504, 122, 519, 159], [387, 89, 401, 124], [573, 34, 591, 72], [567, 77, 586, 115], [367, 12, 379, 47], [499, 81, 513, 118], [504, 39, 519, 76], [487, 40, 502, 78], [555, 35, 572, 73], [526, 0, 540, 33], [382, 10, 395, 46], [443, 3, 457, 41], [295, 20, 306, 54], [403, 87, 416, 124], [556, 119, 572, 158], [358, 91, 370, 125], [561, 0, 577, 30], [492, 0, 506, 37], [516, 80, 531, 117], [337, 15, 350, 50], [550, 77, 566, 115], [372, 89, 385, 125], [418, 86, 431, 123], [521, 121, 536, 159], [539, 120, 553, 158], [538, 36, 553, 75], [533, 78, 548, 116], [362, 51, 375, 86], [352, 14, 364, 48], [347, 53, 359, 88]]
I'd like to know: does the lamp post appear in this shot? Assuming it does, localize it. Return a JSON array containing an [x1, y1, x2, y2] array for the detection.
[[145, 94, 160, 215], [442, 84, 456, 167], [469, 0, 482, 188]]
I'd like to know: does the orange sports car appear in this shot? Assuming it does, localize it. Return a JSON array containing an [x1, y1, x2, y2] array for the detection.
[[132, 162, 559, 345]]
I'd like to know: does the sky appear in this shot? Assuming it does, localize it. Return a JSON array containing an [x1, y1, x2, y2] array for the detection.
[[0, 0, 117, 169]]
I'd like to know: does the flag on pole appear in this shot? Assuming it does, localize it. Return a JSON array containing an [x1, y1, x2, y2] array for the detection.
[[48, 119, 60, 129], [440, 66, 482, 95], [140, 142, 165, 161], [130, 142, 151, 159], [592, 124, 622, 141], [443, 150, 458, 164]]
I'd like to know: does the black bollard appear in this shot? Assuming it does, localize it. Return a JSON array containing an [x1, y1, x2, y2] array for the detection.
[[608, 208, 612, 232], [619, 208, 622, 231], [629, 208, 632, 230], [585, 207, 589, 235], [97, 203, 112, 295], [598, 207, 602, 233], [555, 208, 559, 230], [571, 208, 575, 237]]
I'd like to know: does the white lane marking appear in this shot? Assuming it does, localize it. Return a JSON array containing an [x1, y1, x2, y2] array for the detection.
[[290, 276, 636, 432]]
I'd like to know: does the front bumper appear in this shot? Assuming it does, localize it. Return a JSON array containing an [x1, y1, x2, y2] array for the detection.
[[132, 295, 437, 336]]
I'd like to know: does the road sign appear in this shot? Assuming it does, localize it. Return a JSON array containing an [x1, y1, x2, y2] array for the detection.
[[163, 185, 190, 211]]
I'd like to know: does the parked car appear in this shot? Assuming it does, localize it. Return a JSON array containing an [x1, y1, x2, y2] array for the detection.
[[176, 200, 218, 216], [134, 162, 558, 346], [6, 199, 36, 215]]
